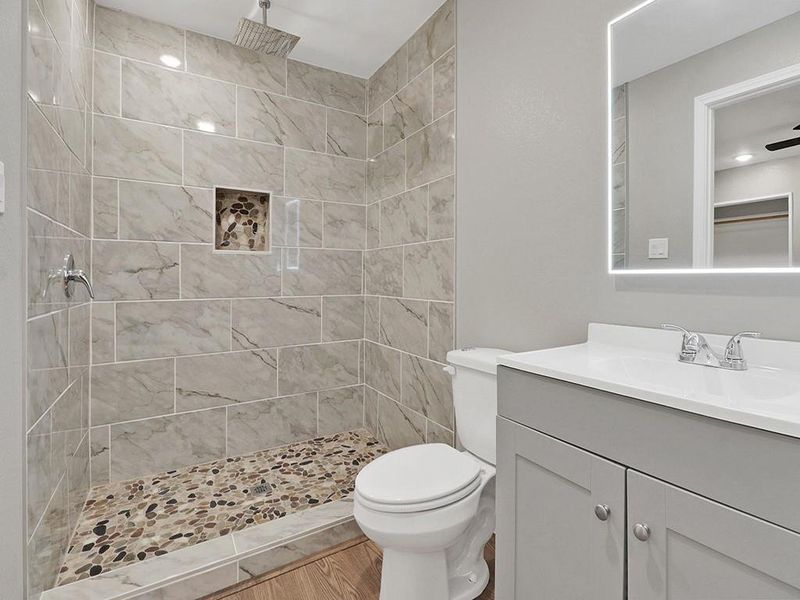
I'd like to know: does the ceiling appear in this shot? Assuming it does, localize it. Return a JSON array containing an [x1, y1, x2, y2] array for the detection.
[[612, 0, 800, 85], [96, 0, 446, 78], [715, 82, 800, 171]]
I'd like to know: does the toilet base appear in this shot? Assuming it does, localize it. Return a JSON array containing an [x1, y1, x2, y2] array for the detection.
[[380, 548, 449, 600]]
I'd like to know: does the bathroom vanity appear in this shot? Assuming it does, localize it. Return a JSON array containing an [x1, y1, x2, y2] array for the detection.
[[495, 324, 800, 599]]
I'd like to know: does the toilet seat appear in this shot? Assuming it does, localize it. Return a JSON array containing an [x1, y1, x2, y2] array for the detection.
[[355, 444, 483, 514]]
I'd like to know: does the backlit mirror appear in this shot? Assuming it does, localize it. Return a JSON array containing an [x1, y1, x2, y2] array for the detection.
[[609, 0, 800, 273]]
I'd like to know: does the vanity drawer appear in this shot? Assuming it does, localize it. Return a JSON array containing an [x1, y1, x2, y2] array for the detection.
[[498, 366, 800, 534]]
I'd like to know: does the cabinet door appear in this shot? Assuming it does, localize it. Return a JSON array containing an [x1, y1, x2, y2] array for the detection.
[[495, 417, 625, 600], [628, 470, 800, 600]]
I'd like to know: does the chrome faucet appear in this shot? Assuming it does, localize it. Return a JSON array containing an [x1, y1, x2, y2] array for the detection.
[[661, 324, 760, 371]]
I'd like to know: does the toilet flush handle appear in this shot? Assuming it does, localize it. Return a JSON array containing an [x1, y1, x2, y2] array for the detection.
[[443, 365, 456, 377]]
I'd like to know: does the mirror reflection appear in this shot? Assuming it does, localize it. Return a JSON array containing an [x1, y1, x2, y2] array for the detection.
[[609, 0, 800, 271]]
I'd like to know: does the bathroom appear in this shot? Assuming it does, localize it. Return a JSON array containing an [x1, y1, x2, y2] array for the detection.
[[2, 0, 800, 597]]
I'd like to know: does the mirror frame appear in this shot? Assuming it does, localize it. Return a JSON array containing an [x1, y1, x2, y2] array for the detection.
[[607, 0, 800, 275]]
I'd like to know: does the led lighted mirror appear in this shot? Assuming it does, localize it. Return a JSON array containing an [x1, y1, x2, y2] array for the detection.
[[608, 0, 800, 273]]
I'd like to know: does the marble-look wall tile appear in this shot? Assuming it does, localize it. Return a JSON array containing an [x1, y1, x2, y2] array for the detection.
[[180, 244, 282, 298], [122, 60, 236, 135], [68, 161, 92, 237], [364, 386, 378, 435], [403, 239, 454, 301], [272, 197, 323, 248], [433, 48, 455, 120], [364, 296, 380, 343], [27, 411, 54, 533], [379, 298, 428, 356], [95, 7, 185, 67], [428, 301, 454, 363], [365, 342, 401, 400], [52, 379, 83, 456], [109, 409, 226, 481], [176, 349, 278, 411], [93, 115, 182, 184], [377, 395, 425, 450], [282, 249, 363, 296], [612, 209, 626, 254], [369, 45, 408, 114], [232, 297, 321, 350], [183, 131, 284, 192], [426, 419, 454, 445], [237, 88, 326, 152], [287, 60, 366, 114], [319, 386, 364, 435], [91, 358, 174, 425], [428, 175, 455, 240], [322, 296, 365, 342], [92, 240, 180, 301], [402, 354, 453, 429], [367, 108, 384, 159], [323, 203, 365, 249], [186, 31, 285, 93], [93, 51, 120, 115], [367, 142, 405, 203], [28, 310, 69, 427], [612, 116, 626, 165], [406, 112, 455, 188], [278, 341, 360, 395], [381, 188, 428, 246], [92, 177, 118, 239], [612, 84, 627, 121], [385, 69, 433, 147], [68, 303, 91, 378], [116, 300, 231, 361], [91, 303, 115, 365], [226, 393, 318, 456], [118, 181, 213, 243], [367, 203, 380, 249], [364, 247, 403, 297], [285, 150, 365, 205], [90, 426, 110, 486], [407, 0, 455, 80], [327, 110, 367, 159], [27, 477, 68, 598], [612, 163, 626, 210]]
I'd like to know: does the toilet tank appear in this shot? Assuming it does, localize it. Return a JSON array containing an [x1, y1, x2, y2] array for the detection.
[[446, 348, 510, 466]]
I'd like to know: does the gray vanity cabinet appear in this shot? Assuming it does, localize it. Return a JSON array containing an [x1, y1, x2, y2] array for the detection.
[[627, 470, 800, 599], [495, 417, 626, 600]]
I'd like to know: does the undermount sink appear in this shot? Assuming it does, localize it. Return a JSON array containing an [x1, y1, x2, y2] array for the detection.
[[498, 323, 800, 438]]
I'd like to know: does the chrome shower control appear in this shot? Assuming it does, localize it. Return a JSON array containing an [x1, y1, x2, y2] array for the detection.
[[46, 253, 95, 300]]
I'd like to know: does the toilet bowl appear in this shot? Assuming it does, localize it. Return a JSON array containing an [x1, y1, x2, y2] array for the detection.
[[354, 348, 509, 600]]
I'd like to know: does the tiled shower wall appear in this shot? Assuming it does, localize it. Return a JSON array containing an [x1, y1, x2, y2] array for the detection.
[[611, 83, 627, 268], [363, 0, 457, 448], [26, 0, 95, 596], [88, 6, 370, 486]]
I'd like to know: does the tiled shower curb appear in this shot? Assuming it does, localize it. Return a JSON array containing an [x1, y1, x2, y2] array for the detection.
[[41, 500, 361, 600]]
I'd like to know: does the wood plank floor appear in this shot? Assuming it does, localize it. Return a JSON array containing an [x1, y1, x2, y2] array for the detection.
[[218, 537, 495, 600]]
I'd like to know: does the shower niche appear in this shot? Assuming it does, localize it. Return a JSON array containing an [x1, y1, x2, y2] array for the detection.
[[214, 187, 271, 252]]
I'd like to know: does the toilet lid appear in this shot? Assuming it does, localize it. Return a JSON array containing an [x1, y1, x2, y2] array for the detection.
[[355, 444, 482, 507]]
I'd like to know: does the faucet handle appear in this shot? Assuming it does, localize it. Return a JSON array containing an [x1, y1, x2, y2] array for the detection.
[[661, 324, 700, 357], [724, 331, 761, 366]]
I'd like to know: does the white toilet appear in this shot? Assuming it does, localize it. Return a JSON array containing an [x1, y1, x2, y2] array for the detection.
[[354, 348, 509, 600]]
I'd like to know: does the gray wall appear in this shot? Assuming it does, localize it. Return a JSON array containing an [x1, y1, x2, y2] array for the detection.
[[626, 12, 800, 269], [457, 0, 800, 352], [0, 0, 28, 595]]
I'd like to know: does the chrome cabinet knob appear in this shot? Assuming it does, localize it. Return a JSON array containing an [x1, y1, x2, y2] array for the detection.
[[633, 523, 651, 542], [594, 504, 611, 521]]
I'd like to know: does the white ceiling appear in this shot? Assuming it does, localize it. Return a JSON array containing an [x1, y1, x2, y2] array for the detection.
[[96, 0, 446, 78], [612, 0, 800, 85], [715, 82, 800, 171]]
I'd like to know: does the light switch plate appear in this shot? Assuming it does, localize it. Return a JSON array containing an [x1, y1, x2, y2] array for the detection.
[[0, 161, 5, 214], [648, 237, 669, 259]]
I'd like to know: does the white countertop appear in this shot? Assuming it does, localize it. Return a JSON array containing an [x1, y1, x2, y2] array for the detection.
[[498, 323, 800, 439]]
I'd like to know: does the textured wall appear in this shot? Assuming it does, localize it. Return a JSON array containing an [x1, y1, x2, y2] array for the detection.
[[26, 0, 95, 596], [363, 0, 457, 449], [88, 6, 370, 486]]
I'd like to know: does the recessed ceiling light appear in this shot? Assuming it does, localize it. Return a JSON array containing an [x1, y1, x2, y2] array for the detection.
[[197, 121, 216, 133], [160, 54, 182, 69], [735, 154, 754, 163]]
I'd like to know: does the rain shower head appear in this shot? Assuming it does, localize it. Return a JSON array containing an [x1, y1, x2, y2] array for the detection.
[[234, 0, 300, 58]]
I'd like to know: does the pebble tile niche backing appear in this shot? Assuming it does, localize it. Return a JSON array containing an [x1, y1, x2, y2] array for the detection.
[[215, 188, 271, 252], [57, 430, 386, 585]]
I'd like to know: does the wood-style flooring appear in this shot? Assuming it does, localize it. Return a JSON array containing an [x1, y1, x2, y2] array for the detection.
[[215, 536, 496, 600]]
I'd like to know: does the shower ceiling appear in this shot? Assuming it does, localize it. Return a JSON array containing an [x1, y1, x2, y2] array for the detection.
[[95, 0, 446, 77]]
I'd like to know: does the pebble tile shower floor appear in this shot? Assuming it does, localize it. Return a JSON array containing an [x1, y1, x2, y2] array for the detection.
[[57, 430, 386, 586]]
